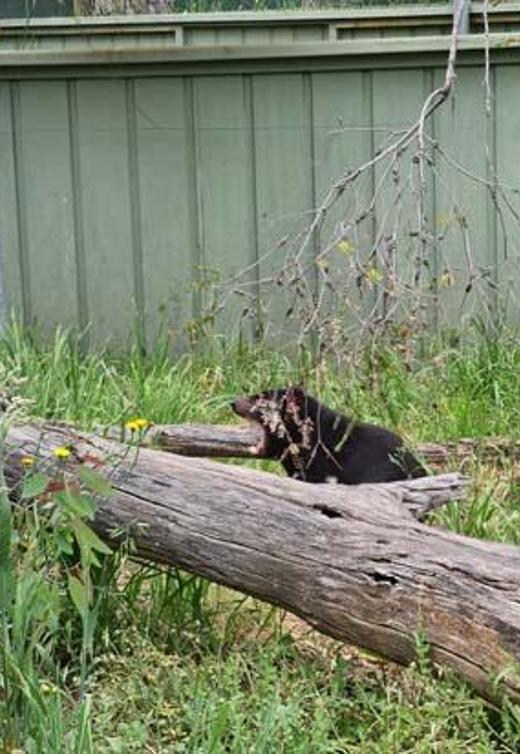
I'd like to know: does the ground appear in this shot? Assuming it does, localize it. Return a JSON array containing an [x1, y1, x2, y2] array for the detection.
[[2, 323, 520, 752]]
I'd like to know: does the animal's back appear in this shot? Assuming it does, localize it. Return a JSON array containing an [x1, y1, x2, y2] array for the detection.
[[330, 421, 426, 483], [281, 396, 427, 484], [231, 386, 427, 484]]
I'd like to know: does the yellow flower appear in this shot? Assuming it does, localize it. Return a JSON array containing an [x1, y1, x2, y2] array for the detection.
[[125, 417, 150, 432], [53, 446, 71, 461], [39, 681, 56, 695], [365, 266, 383, 285], [21, 456, 35, 467], [336, 239, 354, 255], [438, 270, 455, 289]]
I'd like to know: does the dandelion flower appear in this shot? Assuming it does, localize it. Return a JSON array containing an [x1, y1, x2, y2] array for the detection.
[[125, 417, 150, 432], [53, 446, 71, 461], [21, 456, 35, 467]]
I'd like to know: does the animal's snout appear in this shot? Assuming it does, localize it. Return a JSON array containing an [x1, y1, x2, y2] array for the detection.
[[231, 396, 254, 418]]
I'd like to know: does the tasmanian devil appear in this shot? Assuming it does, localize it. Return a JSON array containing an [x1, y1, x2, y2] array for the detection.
[[231, 386, 426, 484]]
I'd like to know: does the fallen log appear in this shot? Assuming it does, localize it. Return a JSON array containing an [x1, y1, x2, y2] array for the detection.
[[143, 423, 520, 467], [4, 421, 520, 703], [150, 423, 261, 458]]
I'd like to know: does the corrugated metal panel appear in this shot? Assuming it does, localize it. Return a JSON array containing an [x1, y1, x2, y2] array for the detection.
[[495, 65, 520, 321], [194, 75, 258, 339], [0, 83, 24, 321], [74, 79, 136, 345], [253, 73, 316, 339], [311, 69, 375, 323], [15, 82, 80, 333], [1, 8, 520, 346], [434, 66, 497, 326], [133, 78, 195, 347]]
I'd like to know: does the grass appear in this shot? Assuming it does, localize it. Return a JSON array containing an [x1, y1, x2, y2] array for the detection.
[[5, 322, 520, 441], [2, 320, 520, 751]]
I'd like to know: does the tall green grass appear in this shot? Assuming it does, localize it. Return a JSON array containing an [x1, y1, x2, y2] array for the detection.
[[2, 321, 520, 751], [4, 321, 520, 440]]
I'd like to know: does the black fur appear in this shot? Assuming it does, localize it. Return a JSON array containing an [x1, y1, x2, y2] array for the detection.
[[231, 387, 426, 484]]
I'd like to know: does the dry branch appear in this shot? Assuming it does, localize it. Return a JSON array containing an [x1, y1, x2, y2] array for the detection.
[[418, 438, 520, 466], [208, 0, 481, 360], [4, 421, 520, 703], [142, 422, 520, 468]]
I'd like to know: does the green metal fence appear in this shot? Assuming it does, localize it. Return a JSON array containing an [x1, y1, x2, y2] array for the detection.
[[2, 0, 73, 17], [0, 1, 454, 15], [1, 4, 520, 347]]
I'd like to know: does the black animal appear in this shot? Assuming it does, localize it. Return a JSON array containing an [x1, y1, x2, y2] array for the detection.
[[231, 387, 426, 484]]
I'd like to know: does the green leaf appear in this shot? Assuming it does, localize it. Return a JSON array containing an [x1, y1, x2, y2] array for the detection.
[[68, 574, 90, 619], [72, 518, 112, 557], [0, 477, 12, 564], [58, 490, 96, 519], [55, 527, 74, 556], [77, 466, 113, 498], [0, 470, 14, 614], [21, 472, 49, 500]]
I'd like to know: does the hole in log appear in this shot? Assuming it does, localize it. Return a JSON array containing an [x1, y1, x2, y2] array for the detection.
[[313, 504, 342, 519], [369, 571, 398, 586]]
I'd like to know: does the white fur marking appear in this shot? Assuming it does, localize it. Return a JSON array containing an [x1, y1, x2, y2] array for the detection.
[[325, 476, 338, 484]]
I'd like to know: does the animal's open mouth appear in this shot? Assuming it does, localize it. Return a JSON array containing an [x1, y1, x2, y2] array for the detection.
[[230, 398, 266, 456], [238, 415, 266, 456], [247, 419, 267, 456]]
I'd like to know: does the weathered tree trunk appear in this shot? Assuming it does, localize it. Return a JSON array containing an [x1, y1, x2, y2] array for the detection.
[[144, 423, 520, 467], [4, 422, 520, 703]]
